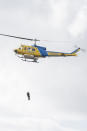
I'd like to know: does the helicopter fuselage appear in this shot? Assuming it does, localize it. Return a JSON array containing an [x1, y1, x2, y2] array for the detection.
[[0, 34, 80, 62], [14, 44, 80, 62]]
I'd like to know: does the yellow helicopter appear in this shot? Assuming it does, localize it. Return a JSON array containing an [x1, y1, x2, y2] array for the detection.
[[0, 34, 80, 62]]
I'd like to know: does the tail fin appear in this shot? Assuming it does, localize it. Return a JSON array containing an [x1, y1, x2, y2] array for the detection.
[[71, 48, 80, 54]]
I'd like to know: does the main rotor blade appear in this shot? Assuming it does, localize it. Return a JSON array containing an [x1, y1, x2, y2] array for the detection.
[[0, 34, 40, 41]]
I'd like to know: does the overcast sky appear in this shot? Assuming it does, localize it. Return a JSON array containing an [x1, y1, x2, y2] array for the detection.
[[0, 0, 87, 131]]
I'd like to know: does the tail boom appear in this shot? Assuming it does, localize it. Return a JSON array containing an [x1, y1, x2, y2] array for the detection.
[[47, 48, 80, 57]]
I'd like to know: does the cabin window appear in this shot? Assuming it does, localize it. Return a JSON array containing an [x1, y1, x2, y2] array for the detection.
[[24, 47, 26, 50], [28, 48, 31, 51], [32, 48, 35, 51]]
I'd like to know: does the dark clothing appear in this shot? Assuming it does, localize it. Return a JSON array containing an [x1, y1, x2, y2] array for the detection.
[[27, 92, 30, 100]]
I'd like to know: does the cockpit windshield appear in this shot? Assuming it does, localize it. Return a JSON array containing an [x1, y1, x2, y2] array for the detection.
[[19, 47, 23, 50]]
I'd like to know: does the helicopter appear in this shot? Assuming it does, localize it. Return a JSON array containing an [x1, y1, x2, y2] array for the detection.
[[0, 34, 80, 62]]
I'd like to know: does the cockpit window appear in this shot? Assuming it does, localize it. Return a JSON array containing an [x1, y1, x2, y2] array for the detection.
[[19, 47, 22, 50]]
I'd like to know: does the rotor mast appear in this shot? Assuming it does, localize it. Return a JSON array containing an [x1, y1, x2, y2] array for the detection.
[[33, 38, 40, 46]]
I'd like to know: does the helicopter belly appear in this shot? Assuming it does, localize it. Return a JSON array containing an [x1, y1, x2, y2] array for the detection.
[[24, 54, 35, 59]]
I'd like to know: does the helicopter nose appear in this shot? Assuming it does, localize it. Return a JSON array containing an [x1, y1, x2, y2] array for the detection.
[[14, 49, 18, 53]]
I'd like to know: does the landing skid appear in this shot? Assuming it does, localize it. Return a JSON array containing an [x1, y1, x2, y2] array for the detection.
[[15, 54, 39, 63], [21, 58, 39, 63], [16, 55, 24, 59]]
